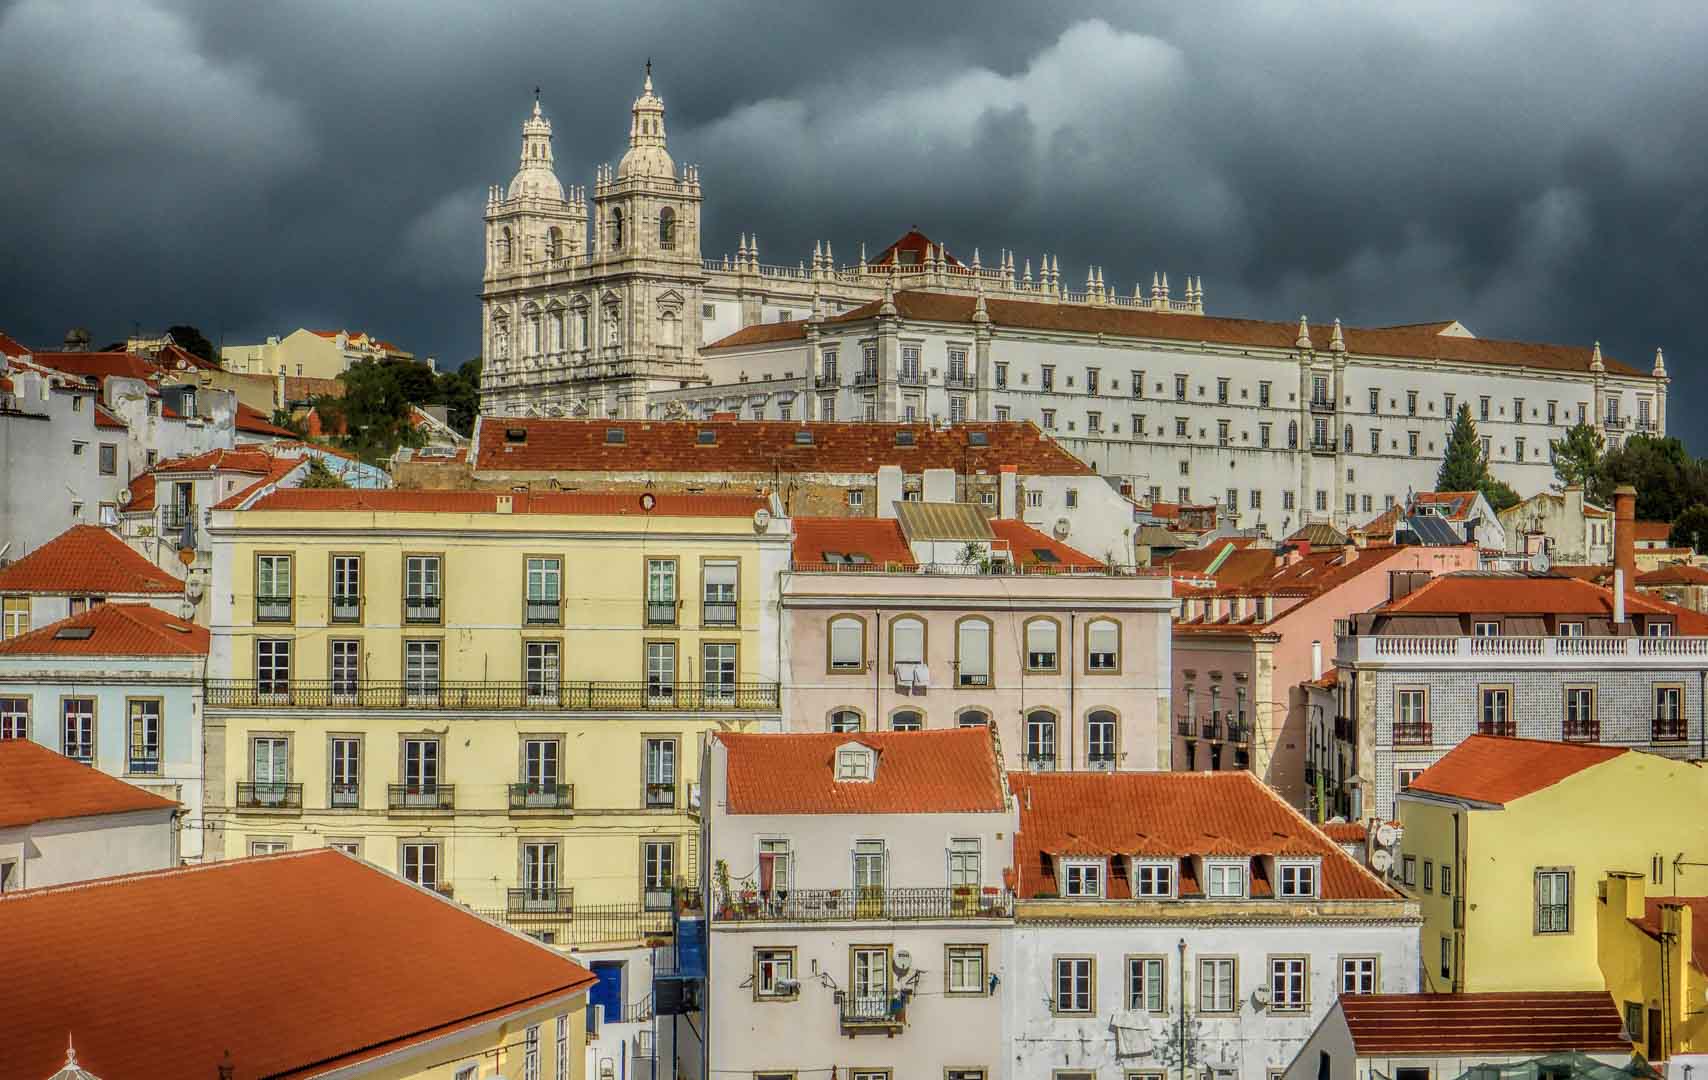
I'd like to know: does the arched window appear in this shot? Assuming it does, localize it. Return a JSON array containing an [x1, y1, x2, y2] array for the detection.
[[1024, 617, 1060, 673], [550, 310, 565, 352], [529, 313, 542, 356], [829, 708, 863, 733], [575, 308, 590, 350], [499, 227, 513, 266], [546, 226, 562, 260], [659, 311, 679, 348], [659, 207, 676, 249], [1288, 420, 1299, 449], [610, 207, 625, 250], [890, 615, 926, 670], [890, 709, 923, 732], [956, 617, 992, 687], [1086, 618, 1120, 672], [1087, 710, 1117, 768], [828, 616, 866, 672], [957, 709, 990, 728], [1025, 710, 1057, 770]]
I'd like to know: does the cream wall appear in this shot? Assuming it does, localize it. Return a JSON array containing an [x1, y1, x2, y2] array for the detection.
[[0, 808, 179, 889], [333, 990, 588, 1080]]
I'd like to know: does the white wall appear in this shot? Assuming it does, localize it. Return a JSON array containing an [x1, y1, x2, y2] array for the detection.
[[0, 807, 178, 889]]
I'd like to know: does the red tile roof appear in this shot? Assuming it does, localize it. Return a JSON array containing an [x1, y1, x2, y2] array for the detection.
[[1406, 735, 1627, 805], [240, 488, 770, 518], [719, 730, 1007, 815], [152, 447, 277, 475], [791, 517, 917, 568], [30, 350, 164, 383], [1411, 491, 1481, 520], [1638, 563, 1708, 586], [868, 228, 965, 268], [153, 343, 221, 373], [0, 849, 596, 1080], [1338, 991, 1632, 1054], [1634, 521, 1673, 543], [473, 418, 1093, 477], [92, 404, 126, 430], [0, 526, 183, 595], [704, 320, 810, 350], [1009, 771, 1394, 900], [0, 603, 207, 658], [124, 472, 156, 513], [989, 519, 1103, 569], [1319, 821, 1366, 843], [1385, 571, 1708, 626], [210, 455, 306, 510], [0, 738, 178, 829], [234, 401, 297, 437], [0, 330, 29, 358], [1634, 897, 1708, 974], [797, 292, 1651, 378]]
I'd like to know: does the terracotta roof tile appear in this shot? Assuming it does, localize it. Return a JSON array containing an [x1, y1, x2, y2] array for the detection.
[[1339, 991, 1632, 1054], [1412, 491, 1480, 520], [1319, 821, 1366, 842], [868, 228, 964, 268], [0, 330, 29, 359], [30, 351, 164, 382], [0, 849, 596, 1080], [0, 738, 178, 828], [210, 455, 306, 510], [989, 519, 1102, 568], [0, 603, 206, 658], [1637, 563, 1708, 586], [92, 404, 126, 430], [473, 418, 1093, 477], [0, 526, 182, 595], [1009, 771, 1394, 900], [1634, 521, 1673, 543], [234, 401, 297, 437], [240, 487, 770, 518], [152, 448, 276, 475], [719, 730, 1007, 814], [704, 320, 810, 349], [123, 472, 156, 513], [791, 517, 917, 568], [1406, 734, 1626, 805], [1384, 571, 1708, 630]]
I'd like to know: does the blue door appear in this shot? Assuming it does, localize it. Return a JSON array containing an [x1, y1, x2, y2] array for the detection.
[[589, 960, 623, 1028]]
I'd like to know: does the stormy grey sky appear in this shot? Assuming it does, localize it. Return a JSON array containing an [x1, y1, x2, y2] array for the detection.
[[3, 0, 1706, 447]]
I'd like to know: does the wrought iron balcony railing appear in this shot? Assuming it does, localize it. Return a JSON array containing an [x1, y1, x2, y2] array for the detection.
[[1562, 719, 1600, 742], [525, 597, 561, 624], [330, 595, 361, 622], [207, 678, 780, 712], [1654, 717, 1688, 742], [255, 596, 292, 622], [646, 600, 677, 626], [468, 899, 678, 948], [404, 597, 442, 623], [944, 372, 975, 390], [388, 783, 454, 811], [330, 781, 360, 808], [507, 887, 574, 914], [713, 886, 1014, 922], [236, 781, 302, 811], [509, 782, 574, 810], [701, 601, 738, 627], [839, 993, 908, 1034], [1476, 721, 1516, 738], [1393, 721, 1433, 746]]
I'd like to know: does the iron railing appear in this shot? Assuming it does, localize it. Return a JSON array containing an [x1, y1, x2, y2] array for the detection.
[[255, 596, 292, 622], [1654, 718, 1689, 742], [330, 781, 360, 808], [160, 507, 196, 533], [525, 597, 561, 624], [509, 782, 574, 810], [1176, 717, 1194, 737], [713, 886, 1014, 922], [814, 372, 841, 388], [507, 887, 574, 914], [944, 372, 975, 390], [1562, 719, 1600, 742], [839, 994, 908, 1032], [1200, 718, 1223, 740], [1393, 722, 1433, 746], [330, 595, 361, 622], [645, 783, 677, 810], [206, 679, 780, 711], [388, 784, 454, 811], [898, 368, 926, 387], [236, 781, 302, 810], [1476, 721, 1516, 738], [404, 598, 442, 623], [645, 600, 677, 626], [468, 900, 678, 948], [702, 601, 738, 626], [1024, 754, 1057, 772], [1225, 720, 1250, 743]]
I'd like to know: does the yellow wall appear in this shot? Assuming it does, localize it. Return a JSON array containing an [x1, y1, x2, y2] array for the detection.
[[361, 992, 588, 1080], [1401, 752, 1708, 994], [1600, 873, 1705, 1058]]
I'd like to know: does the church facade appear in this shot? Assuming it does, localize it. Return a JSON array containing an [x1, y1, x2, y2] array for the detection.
[[480, 70, 1669, 533]]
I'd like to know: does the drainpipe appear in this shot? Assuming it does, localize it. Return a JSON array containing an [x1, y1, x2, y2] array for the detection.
[[1177, 937, 1188, 1080], [1068, 611, 1077, 769], [873, 609, 882, 728], [1452, 808, 1463, 993]]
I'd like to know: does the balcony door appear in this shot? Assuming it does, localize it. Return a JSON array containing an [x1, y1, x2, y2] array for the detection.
[[523, 842, 558, 906], [852, 947, 891, 1019], [404, 738, 440, 806], [253, 737, 288, 806], [524, 739, 559, 806]]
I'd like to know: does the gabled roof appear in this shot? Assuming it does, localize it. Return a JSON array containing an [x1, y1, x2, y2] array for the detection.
[[1405, 735, 1627, 805], [29, 351, 164, 383], [238, 488, 769, 518], [1412, 491, 1482, 520], [0, 330, 30, 358], [234, 401, 297, 438], [1176, 543, 1415, 608], [0, 738, 178, 828], [472, 418, 1094, 477], [1338, 991, 1631, 1054], [1634, 521, 1672, 543], [0, 603, 207, 659], [989, 519, 1104, 569], [209, 455, 305, 510], [719, 730, 1007, 815], [1286, 522, 1347, 546], [1382, 571, 1708, 629], [124, 472, 156, 512], [1637, 563, 1708, 586], [0, 526, 182, 595], [894, 501, 992, 542], [867, 228, 964, 268], [151, 448, 277, 475], [152, 343, 222, 373], [1634, 897, 1708, 975], [704, 320, 810, 350], [1009, 771, 1394, 900], [92, 404, 126, 430], [0, 849, 597, 1080], [791, 517, 917, 568]]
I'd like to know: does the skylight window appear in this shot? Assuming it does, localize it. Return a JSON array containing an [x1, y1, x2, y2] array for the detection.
[[54, 627, 95, 640], [895, 430, 916, 447], [1033, 548, 1061, 564], [968, 431, 989, 446], [794, 430, 814, 445], [605, 428, 626, 445]]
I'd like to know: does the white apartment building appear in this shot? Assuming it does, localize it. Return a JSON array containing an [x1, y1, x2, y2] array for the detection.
[[703, 728, 1015, 1080], [1007, 770, 1420, 1080]]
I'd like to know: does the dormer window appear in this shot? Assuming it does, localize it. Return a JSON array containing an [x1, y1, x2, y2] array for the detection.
[[1205, 859, 1247, 899], [836, 744, 874, 781], [1277, 859, 1320, 899], [1062, 859, 1105, 898], [1133, 859, 1176, 898]]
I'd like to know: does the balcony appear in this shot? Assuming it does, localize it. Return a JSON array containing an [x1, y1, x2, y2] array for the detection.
[[713, 886, 1014, 923], [1339, 634, 1708, 666], [1200, 717, 1223, 741], [1393, 722, 1433, 746], [945, 371, 975, 390], [1087, 753, 1116, 771], [646, 600, 678, 627], [1309, 396, 1334, 413], [129, 754, 161, 776], [469, 899, 678, 949], [1562, 719, 1600, 742], [645, 783, 676, 810], [1176, 717, 1193, 737], [1476, 721, 1516, 738], [898, 368, 925, 387], [330, 594, 361, 623], [388, 784, 454, 812], [1654, 718, 1688, 742], [1225, 719, 1250, 743], [814, 371, 841, 389], [160, 507, 196, 534], [330, 781, 360, 808], [839, 993, 908, 1036], [507, 887, 574, 914], [236, 781, 302, 812], [852, 369, 879, 388], [206, 679, 781, 712], [255, 595, 292, 622], [404, 597, 442, 623], [1025, 754, 1057, 772], [510, 782, 574, 811], [1309, 439, 1337, 454], [1604, 415, 1627, 431], [525, 597, 561, 625], [701, 601, 738, 627]]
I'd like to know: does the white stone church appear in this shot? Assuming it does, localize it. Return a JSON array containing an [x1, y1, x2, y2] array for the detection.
[[480, 69, 1669, 533]]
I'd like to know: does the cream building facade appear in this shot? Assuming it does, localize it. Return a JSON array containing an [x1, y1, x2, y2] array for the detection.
[[481, 70, 1668, 533], [221, 327, 419, 381]]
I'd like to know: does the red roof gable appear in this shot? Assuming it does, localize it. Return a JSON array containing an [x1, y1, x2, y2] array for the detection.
[[0, 526, 182, 595], [1339, 991, 1632, 1054], [719, 730, 1007, 815], [1412, 491, 1480, 520], [0, 330, 29, 358], [474, 418, 1093, 477], [705, 320, 810, 350], [1384, 572, 1708, 631], [0, 849, 596, 1080], [30, 350, 164, 383], [93, 404, 126, 430], [868, 228, 965, 268], [1009, 771, 1394, 900], [0, 603, 207, 658], [234, 401, 296, 437], [125, 472, 156, 512], [152, 447, 277, 475], [240, 488, 769, 518], [989, 519, 1102, 569], [1406, 735, 1627, 805], [1638, 563, 1708, 586], [0, 738, 178, 828], [791, 517, 917, 568], [1634, 521, 1672, 543]]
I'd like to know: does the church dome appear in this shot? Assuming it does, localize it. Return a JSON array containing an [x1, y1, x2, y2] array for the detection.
[[508, 97, 566, 201], [615, 66, 675, 180]]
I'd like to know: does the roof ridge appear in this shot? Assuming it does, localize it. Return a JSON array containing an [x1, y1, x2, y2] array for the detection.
[[0, 846, 329, 903]]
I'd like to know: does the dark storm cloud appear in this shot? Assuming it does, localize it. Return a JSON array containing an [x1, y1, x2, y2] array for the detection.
[[2, 0, 1706, 446]]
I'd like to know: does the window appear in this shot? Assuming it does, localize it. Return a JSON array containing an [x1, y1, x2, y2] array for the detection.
[[643, 840, 675, 901], [1565, 687, 1596, 739], [1040, 365, 1055, 391], [837, 747, 873, 780], [759, 838, 791, 894], [1369, 389, 1380, 414], [331, 737, 360, 807], [1087, 368, 1101, 395], [1063, 860, 1104, 898], [1250, 490, 1263, 510], [1085, 618, 1120, 672], [1041, 408, 1056, 430], [956, 618, 991, 686], [1278, 862, 1318, 898], [1341, 956, 1377, 994], [1270, 956, 1307, 1011], [98, 443, 117, 475], [853, 838, 885, 892], [249, 838, 287, 856], [646, 559, 677, 626], [1402, 855, 1417, 886], [852, 945, 891, 1017], [522, 841, 559, 903], [404, 555, 442, 623], [890, 615, 925, 670], [1206, 861, 1245, 898], [755, 947, 797, 998], [829, 615, 864, 671], [890, 710, 922, 732], [1479, 396, 1490, 421], [126, 699, 161, 774], [1127, 956, 1165, 1012], [1369, 429, 1381, 454], [829, 709, 862, 733], [1442, 865, 1453, 898], [1626, 1002, 1645, 1044], [256, 554, 292, 622], [0, 697, 27, 740], [1655, 685, 1685, 740], [645, 738, 677, 807], [525, 641, 560, 700], [703, 641, 736, 701], [251, 735, 289, 806], [403, 737, 441, 799], [1408, 431, 1419, 457], [2, 596, 28, 639], [331, 555, 361, 622], [1025, 710, 1057, 770], [703, 560, 738, 626], [1133, 861, 1174, 898], [644, 641, 676, 701], [1473, 620, 1500, 637], [1175, 374, 1188, 401], [1529, 866, 1577, 937], [405, 640, 441, 697], [995, 362, 1009, 388], [1026, 618, 1059, 671], [1479, 686, 1512, 736], [1054, 957, 1093, 1013], [525, 557, 562, 624], [1314, 489, 1328, 512], [1198, 958, 1236, 1013], [402, 841, 440, 888], [1650, 622, 1675, 638], [1086, 711, 1116, 768], [556, 1016, 568, 1080], [62, 698, 95, 763], [994, 405, 1010, 421], [947, 945, 987, 995], [257, 639, 291, 694], [957, 709, 990, 728], [1440, 936, 1453, 980], [1406, 390, 1418, 416]]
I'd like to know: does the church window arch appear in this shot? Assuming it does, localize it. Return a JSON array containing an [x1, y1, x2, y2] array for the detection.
[[659, 310, 679, 348], [547, 226, 563, 261], [498, 227, 513, 267], [610, 208, 625, 250], [659, 207, 676, 249]]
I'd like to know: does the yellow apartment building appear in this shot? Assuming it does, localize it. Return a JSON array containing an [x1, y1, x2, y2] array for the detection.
[[1396, 735, 1708, 995], [1599, 872, 1707, 1061], [202, 487, 787, 946]]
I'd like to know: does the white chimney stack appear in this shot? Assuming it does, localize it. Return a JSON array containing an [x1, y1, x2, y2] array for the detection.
[[1613, 569, 1625, 626], [1311, 640, 1323, 681]]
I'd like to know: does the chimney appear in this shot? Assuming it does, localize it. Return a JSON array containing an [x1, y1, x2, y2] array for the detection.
[[1614, 568, 1625, 626], [876, 465, 903, 518], [1605, 871, 1648, 922], [998, 465, 1018, 519], [1341, 542, 1357, 564], [922, 467, 955, 504], [1614, 484, 1637, 583], [1389, 569, 1419, 603], [1311, 640, 1323, 680]]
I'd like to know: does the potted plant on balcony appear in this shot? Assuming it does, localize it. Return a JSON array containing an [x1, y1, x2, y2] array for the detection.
[[738, 887, 759, 917], [952, 884, 977, 916], [714, 860, 736, 919]]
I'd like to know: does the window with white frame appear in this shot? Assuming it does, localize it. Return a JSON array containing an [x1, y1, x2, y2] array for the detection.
[[1087, 618, 1119, 670], [1062, 859, 1104, 898], [1054, 957, 1093, 1013], [755, 947, 796, 997], [1133, 860, 1175, 898], [256, 638, 291, 694], [1536, 868, 1572, 933], [891, 615, 925, 668], [522, 1024, 540, 1080], [758, 838, 791, 894], [956, 618, 991, 686], [828, 709, 862, 733], [1340, 956, 1377, 994], [1270, 956, 1307, 1010], [1086, 711, 1116, 767], [0, 697, 27, 740], [947, 945, 985, 994], [1278, 861, 1318, 898], [837, 747, 873, 780], [1025, 710, 1056, 769], [1026, 619, 1059, 671], [948, 838, 980, 888], [62, 698, 94, 763], [829, 616, 864, 671], [405, 640, 441, 696], [402, 841, 439, 887], [1128, 956, 1164, 1012], [555, 1015, 568, 1079], [853, 838, 885, 891], [1205, 860, 1246, 898], [1197, 957, 1235, 1013]]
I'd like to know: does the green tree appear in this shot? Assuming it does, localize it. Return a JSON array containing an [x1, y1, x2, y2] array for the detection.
[[1437, 403, 1489, 492], [1599, 434, 1702, 523], [316, 360, 424, 464], [297, 455, 350, 489], [166, 324, 217, 364], [1672, 504, 1708, 554], [438, 357, 482, 435], [1549, 422, 1606, 501]]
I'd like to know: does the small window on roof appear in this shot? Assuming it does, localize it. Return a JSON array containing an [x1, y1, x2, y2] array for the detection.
[[794, 430, 814, 445], [823, 551, 845, 564], [505, 427, 527, 443], [968, 431, 989, 446], [895, 430, 916, 447], [846, 553, 870, 564], [696, 429, 716, 445], [1033, 548, 1061, 564], [54, 627, 95, 640], [605, 428, 626, 445]]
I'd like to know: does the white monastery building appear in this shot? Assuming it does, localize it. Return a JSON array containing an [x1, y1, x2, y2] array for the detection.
[[480, 69, 1670, 532]]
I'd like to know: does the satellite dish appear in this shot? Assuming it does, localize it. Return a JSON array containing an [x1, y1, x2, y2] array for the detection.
[[893, 949, 913, 974], [117, 487, 132, 507], [1053, 517, 1071, 539], [1370, 848, 1394, 873], [1375, 822, 1399, 848], [753, 508, 772, 533], [639, 492, 657, 512], [1252, 984, 1271, 1007]]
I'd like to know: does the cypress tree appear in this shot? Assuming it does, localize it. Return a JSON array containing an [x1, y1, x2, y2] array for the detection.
[[1437, 403, 1487, 492]]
